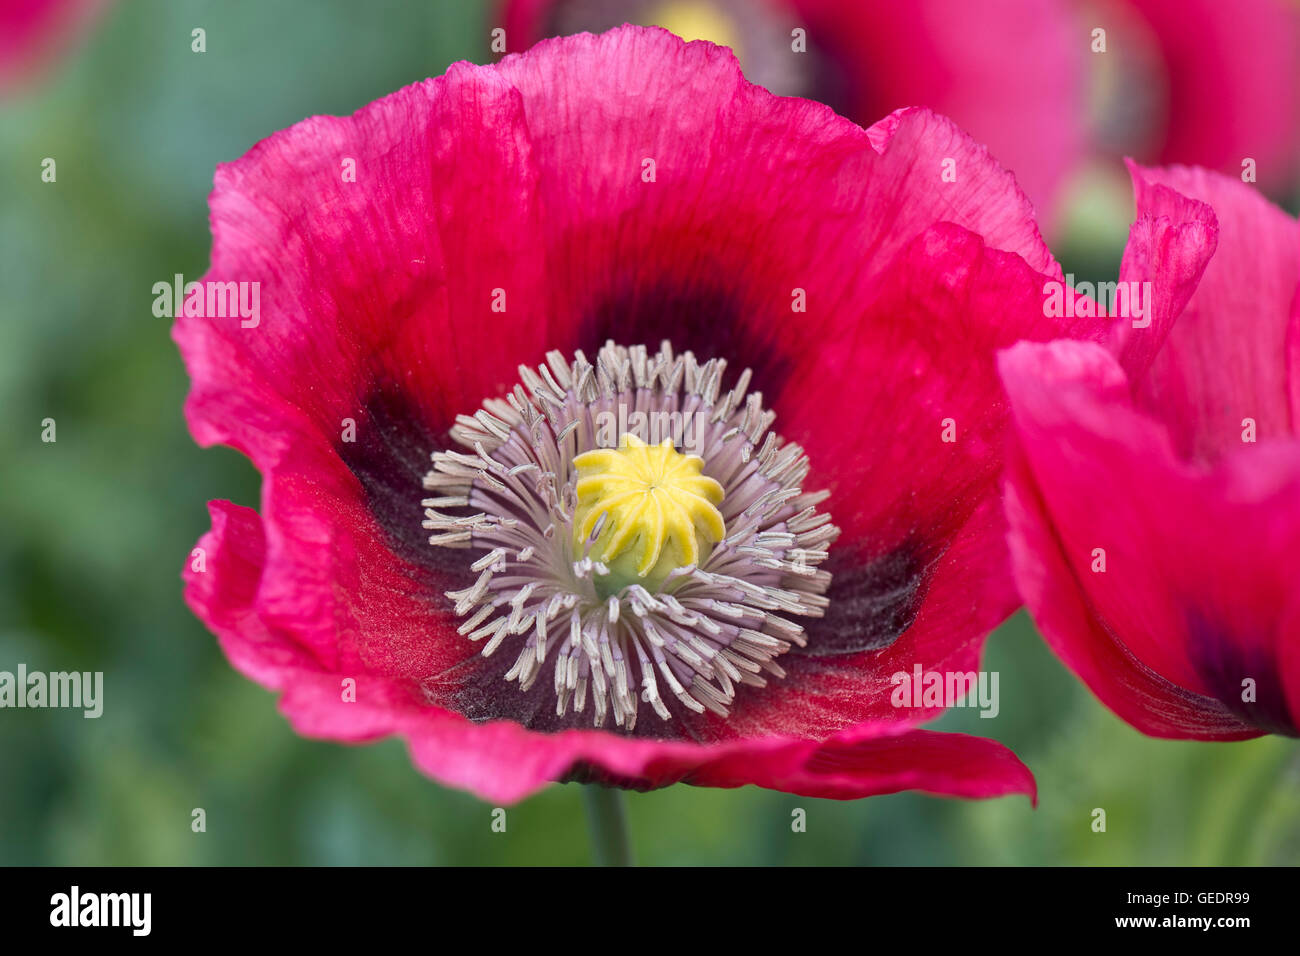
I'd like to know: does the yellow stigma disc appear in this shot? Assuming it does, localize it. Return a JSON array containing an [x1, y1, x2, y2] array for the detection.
[[572, 433, 725, 588]]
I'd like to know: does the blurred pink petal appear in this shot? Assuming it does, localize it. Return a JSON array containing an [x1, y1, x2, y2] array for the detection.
[[0, 0, 105, 94], [1090, 0, 1300, 193]]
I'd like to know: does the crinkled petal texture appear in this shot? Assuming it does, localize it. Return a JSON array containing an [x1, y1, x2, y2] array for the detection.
[[177, 26, 1081, 803], [1002, 170, 1300, 739], [502, 0, 1085, 225], [1122, 0, 1300, 194]]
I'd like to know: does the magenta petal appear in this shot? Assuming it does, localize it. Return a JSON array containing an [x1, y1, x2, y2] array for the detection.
[[1001, 339, 1300, 738], [1112, 159, 1218, 383], [184, 500, 306, 688], [690, 724, 1037, 803], [1292, 275, 1300, 428], [1125, 164, 1300, 462]]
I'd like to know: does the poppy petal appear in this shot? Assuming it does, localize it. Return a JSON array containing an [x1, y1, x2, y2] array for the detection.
[[1000, 339, 1299, 738], [1125, 163, 1300, 462]]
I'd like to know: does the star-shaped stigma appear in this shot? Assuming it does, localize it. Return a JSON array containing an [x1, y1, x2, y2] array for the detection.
[[572, 434, 726, 589]]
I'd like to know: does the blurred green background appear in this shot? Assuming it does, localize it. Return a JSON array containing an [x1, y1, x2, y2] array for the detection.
[[1, 0, 1297, 866]]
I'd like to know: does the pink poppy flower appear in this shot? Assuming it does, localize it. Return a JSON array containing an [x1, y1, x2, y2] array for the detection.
[[1085, 0, 1300, 194], [499, 0, 1085, 228], [175, 26, 1097, 804], [0, 0, 105, 95], [1001, 162, 1300, 738]]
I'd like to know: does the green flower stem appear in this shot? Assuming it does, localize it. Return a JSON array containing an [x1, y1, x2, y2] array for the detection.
[[581, 784, 635, 866]]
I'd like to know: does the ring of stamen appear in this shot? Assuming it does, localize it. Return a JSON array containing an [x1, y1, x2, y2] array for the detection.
[[422, 341, 839, 731]]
